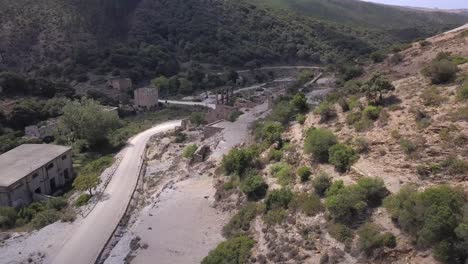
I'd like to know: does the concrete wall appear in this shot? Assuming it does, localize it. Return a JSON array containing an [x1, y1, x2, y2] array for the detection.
[[0, 150, 73, 207], [134, 87, 159, 108], [109, 78, 132, 91]]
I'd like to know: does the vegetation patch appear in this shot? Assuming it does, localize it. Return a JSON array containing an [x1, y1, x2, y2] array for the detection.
[[183, 144, 198, 159], [270, 162, 294, 186], [222, 203, 259, 238], [328, 144, 359, 172], [304, 128, 338, 162], [202, 235, 255, 264], [357, 223, 396, 255]]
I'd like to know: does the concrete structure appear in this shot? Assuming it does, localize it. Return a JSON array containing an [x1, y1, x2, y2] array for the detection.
[[108, 77, 132, 92], [204, 104, 238, 124], [24, 118, 58, 140], [0, 144, 73, 207], [134, 87, 159, 109]]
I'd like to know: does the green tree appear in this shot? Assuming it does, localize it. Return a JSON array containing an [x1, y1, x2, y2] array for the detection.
[[240, 173, 268, 200], [304, 128, 337, 162], [151, 76, 170, 95], [59, 99, 121, 147], [73, 173, 101, 196], [290, 92, 308, 113], [312, 172, 332, 197]]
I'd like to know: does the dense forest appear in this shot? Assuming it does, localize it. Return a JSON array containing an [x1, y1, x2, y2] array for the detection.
[[0, 0, 466, 84]]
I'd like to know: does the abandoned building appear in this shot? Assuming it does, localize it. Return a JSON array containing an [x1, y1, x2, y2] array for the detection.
[[108, 77, 132, 92], [24, 118, 59, 140], [134, 87, 159, 109], [0, 144, 73, 207]]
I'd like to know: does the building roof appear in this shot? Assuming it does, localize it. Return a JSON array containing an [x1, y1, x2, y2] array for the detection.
[[0, 144, 71, 187]]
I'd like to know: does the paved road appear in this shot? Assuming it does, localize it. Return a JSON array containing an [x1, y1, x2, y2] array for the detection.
[[52, 120, 181, 264], [158, 99, 216, 109]]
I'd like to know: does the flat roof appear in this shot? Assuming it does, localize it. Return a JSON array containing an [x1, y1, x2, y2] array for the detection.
[[0, 144, 71, 187]]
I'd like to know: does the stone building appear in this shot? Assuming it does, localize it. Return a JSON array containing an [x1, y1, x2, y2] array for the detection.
[[204, 104, 238, 124], [0, 144, 73, 207], [134, 87, 159, 109], [108, 77, 132, 92]]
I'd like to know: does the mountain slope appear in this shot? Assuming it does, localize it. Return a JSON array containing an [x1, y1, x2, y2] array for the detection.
[[0, 0, 466, 83], [253, 0, 468, 41]]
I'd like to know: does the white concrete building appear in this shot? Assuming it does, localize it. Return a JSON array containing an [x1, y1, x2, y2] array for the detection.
[[0, 144, 73, 207]]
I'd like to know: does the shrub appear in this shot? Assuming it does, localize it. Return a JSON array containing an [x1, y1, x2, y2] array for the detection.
[[183, 144, 198, 159], [354, 137, 370, 153], [358, 223, 396, 255], [270, 162, 293, 186], [228, 110, 243, 122], [201, 235, 255, 264], [312, 172, 332, 197], [345, 111, 362, 126], [449, 105, 468, 122], [328, 223, 353, 242], [290, 193, 322, 216], [338, 98, 350, 112], [297, 166, 311, 182], [256, 121, 284, 145], [0, 207, 18, 229], [222, 203, 258, 238], [290, 92, 308, 113], [267, 149, 283, 162], [304, 128, 337, 162], [441, 156, 468, 175], [60, 209, 76, 222], [362, 74, 395, 103], [174, 131, 187, 143], [222, 147, 258, 177], [328, 144, 358, 172], [356, 177, 388, 207], [362, 106, 381, 120], [265, 188, 294, 211], [421, 87, 444, 106], [296, 114, 306, 125], [399, 138, 418, 157], [46, 197, 67, 211], [384, 185, 466, 263], [422, 59, 458, 84], [75, 193, 92, 207], [30, 209, 60, 229], [263, 208, 287, 226], [189, 112, 205, 127], [370, 51, 386, 63], [457, 83, 468, 101], [240, 174, 268, 200], [314, 102, 336, 122]]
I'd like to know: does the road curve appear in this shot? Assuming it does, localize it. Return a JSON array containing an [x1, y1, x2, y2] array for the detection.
[[52, 120, 182, 264]]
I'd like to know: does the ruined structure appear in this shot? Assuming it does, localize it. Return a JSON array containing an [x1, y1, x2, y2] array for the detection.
[[0, 144, 73, 207], [134, 87, 159, 109], [204, 104, 238, 124], [108, 77, 132, 92], [214, 86, 235, 105], [25, 118, 58, 140]]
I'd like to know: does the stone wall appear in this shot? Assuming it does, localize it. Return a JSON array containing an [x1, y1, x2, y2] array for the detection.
[[204, 104, 238, 124], [134, 87, 159, 108]]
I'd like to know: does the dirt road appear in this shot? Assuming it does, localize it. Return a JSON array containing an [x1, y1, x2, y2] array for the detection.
[[51, 121, 181, 264]]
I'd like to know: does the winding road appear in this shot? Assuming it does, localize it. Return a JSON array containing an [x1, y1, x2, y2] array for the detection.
[[52, 120, 181, 264]]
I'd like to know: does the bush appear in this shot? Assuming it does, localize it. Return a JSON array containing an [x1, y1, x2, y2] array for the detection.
[[457, 83, 468, 101], [290, 193, 322, 216], [267, 149, 283, 162], [296, 114, 306, 125], [422, 59, 458, 84], [240, 174, 268, 200], [0, 207, 18, 229], [297, 166, 311, 182], [189, 112, 205, 127], [314, 102, 336, 122], [358, 223, 396, 255], [228, 110, 243, 122], [256, 121, 284, 145], [328, 144, 358, 172], [399, 138, 418, 157], [46, 197, 67, 211], [183, 144, 198, 159], [265, 188, 294, 211], [338, 98, 350, 112], [362, 106, 381, 120], [390, 53, 404, 64], [30, 209, 60, 229], [354, 137, 370, 153], [201, 235, 255, 264], [370, 51, 386, 63], [222, 203, 258, 238], [222, 147, 258, 177], [384, 185, 466, 263], [421, 87, 445, 106], [75, 193, 92, 207], [290, 92, 308, 113], [263, 208, 287, 226], [312, 172, 332, 197], [325, 177, 388, 224], [270, 162, 293, 186], [304, 128, 338, 162], [328, 223, 353, 243]]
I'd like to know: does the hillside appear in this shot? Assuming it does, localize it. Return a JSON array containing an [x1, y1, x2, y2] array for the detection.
[[0, 0, 466, 84], [254, 0, 468, 41]]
